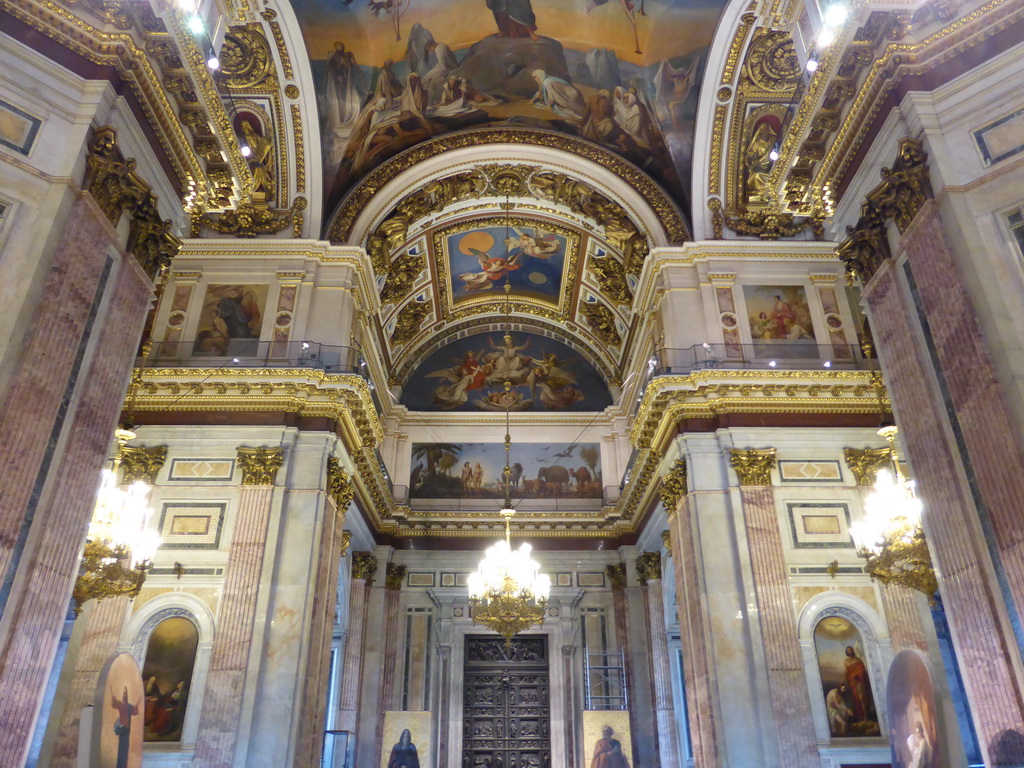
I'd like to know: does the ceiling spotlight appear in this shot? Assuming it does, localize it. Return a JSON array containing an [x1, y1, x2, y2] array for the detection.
[[187, 14, 204, 33], [817, 28, 835, 47], [824, 360, 832, 368], [240, 145, 252, 157], [769, 146, 780, 162], [207, 56, 219, 70], [769, 360, 777, 368], [301, 342, 310, 350], [232, 357, 240, 364], [823, 4, 848, 27], [806, 59, 819, 73]]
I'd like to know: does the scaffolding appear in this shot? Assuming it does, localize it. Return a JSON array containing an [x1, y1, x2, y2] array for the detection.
[[583, 647, 628, 710]]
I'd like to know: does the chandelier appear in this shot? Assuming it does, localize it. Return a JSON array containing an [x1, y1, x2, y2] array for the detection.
[[467, 274, 551, 646], [849, 425, 938, 603], [73, 428, 162, 614]]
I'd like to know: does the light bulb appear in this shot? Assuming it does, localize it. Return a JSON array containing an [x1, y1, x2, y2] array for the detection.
[[240, 145, 251, 157], [806, 59, 819, 73], [187, 14, 204, 33], [817, 28, 835, 48], [768, 147, 780, 162], [207, 56, 220, 70], [823, 4, 848, 27]]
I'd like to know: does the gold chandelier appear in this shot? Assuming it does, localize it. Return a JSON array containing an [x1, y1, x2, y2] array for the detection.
[[74, 428, 162, 614], [467, 275, 550, 646], [849, 425, 938, 603]]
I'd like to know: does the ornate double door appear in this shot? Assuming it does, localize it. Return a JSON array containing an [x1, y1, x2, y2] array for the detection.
[[463, 636, 551, 768]]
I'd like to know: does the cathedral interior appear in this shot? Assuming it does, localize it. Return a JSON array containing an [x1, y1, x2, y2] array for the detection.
[[2, 0, 1024, 766]]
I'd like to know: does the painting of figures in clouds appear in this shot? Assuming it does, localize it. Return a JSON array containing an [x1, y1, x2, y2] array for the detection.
[[289, 0, 728, 215], [410, 442, 602, 499], [744, 284, 818, 359]]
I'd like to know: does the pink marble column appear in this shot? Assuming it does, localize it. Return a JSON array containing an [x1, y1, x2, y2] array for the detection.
[[638, 555, 682, 768], [374, 563, 405, 767], [863, 252, 1024, 761], [49, 597, 131, 767], [192, 467, 278, 768], [336, 555, 373, 734], [732, 463, 818, 768], [666, 497, 719, 768], [0, 239, 152, 767]]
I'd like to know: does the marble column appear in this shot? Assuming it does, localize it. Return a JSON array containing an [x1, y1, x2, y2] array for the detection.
[[729, 449, 818, 768], [863, 254, 1024, 757], [337, 552, 376, 735], [661, 460, 719, 768], [48, 597, 131, 767], [373, 562, 405, 766], [636, 552, 681, 768], [843, 448, 929, 653], [0, 225, 152, 767], [192, 446, 283, 768], [295, 460, 355, 768]]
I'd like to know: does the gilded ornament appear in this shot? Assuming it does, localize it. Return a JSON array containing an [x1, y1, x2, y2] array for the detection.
[[838, 138, 932, 284], [340, 531, 351, 556], [285, 84, 300, 99], [118, 445, 168, 485], [661, 530, 671, 553], [708, 198, 724, 239], [659, 459, 688, 511], [586, 254, 633, 305], [391, 301, 432, 345], [843, 447, 892, 486], [291, 104, 305, 193], [723, 209, 814, 239], [386, 562, 407, 590], [73, 540, 149, 615], [741, 29, 801, 92], [202, 199, 296, 237], [635, 551, 661, 585], [606, 563, 627, 590], [729, 448, 777, 486], [352, 551, 378, 583], [327, 457, 356, 511], [237, 446, 284, 485], [218, 25, 277, 90], [380, 250, 427, 305], [579, 301, 622, 347], [717, 87, 732, 102]]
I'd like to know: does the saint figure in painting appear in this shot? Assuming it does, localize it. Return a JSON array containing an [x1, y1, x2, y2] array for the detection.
[[826, 684, 852, 736], [325, 42, 363, 132], [110, 685, 140, 768], [531, 70, 586, 122], [591, 726, 629, 768], [387, 729, 420, 768], [487, 0, 539, 40], [907, 722, 933, 768], [844, 645, 875, 723]]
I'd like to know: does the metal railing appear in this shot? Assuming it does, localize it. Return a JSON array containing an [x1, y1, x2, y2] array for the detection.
[[322, 730, 354, 768], [144, 340, 365, 374], [651, 342, 867, 376]]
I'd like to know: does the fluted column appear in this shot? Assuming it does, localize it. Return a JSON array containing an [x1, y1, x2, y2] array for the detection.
[[844, 449, 929, 653], [374, 562, 405, 766], [729, 449, 818, 768], [637, 552, 681, 768], [337, 551, 377, 734], [192, 446, 283, 768], [295, 459, 355, 768], [660, 460, 719, 768], [0, 240, 152, 767]]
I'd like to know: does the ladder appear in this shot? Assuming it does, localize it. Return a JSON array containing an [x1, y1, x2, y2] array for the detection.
[[583, 647, 628, 710]]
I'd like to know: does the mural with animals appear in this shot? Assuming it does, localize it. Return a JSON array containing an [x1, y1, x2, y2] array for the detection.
[[409, 442, 602, 499]]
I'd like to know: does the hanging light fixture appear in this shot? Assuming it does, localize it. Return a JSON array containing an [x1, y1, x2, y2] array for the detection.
[[467, 262, 551, 647], [849, 425, 938, 603]]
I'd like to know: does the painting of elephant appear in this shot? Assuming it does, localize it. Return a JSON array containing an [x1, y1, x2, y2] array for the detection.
[[537, 465, 570, 496]]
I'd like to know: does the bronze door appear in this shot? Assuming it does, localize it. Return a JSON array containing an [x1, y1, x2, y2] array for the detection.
[[463, 636, 550, 768]]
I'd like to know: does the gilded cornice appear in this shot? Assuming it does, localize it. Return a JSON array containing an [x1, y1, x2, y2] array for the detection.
[[730, 448, 777, 486]]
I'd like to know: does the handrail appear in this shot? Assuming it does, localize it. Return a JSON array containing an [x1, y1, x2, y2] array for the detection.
[[143, 340, 366, 375], [651, 342, 866, 376]]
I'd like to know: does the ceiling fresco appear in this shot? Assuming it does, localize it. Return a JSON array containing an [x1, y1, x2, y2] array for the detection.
[[290, 0, 730, 219]]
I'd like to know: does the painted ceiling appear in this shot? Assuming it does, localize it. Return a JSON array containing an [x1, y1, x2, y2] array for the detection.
[[289, 0, 730, 220]]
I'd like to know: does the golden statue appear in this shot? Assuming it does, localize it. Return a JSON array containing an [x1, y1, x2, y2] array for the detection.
[[241, 119, 274, 203], [744, 121, 779, 204]]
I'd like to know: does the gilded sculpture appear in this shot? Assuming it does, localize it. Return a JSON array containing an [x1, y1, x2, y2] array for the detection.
[[236, 446, 285, 485], [635, 551, 661, 585], [729, 448, 777, 486], [659, 459, 688, 511]]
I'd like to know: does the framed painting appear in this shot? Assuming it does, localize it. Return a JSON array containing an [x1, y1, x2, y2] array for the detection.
[[141, 617, 199, 742], [743, 284, 818, 359], [380, 711, 432, 768], [888, 650, 941, 768], [814, 615, 881, 738], [192, 284, 269, 356], [93, 651, 145, 768]]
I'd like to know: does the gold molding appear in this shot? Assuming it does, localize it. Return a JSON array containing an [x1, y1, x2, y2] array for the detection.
[[729, 448, 777, 486]]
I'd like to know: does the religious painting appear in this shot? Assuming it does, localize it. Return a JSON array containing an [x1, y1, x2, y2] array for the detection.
[[0, 99, 42, 155], [93, 651, 144, 768], [192, 284, 269, 356], [887, 650, 941, 768], [409, 442, 602, 499], [380, 710, 431, 768], [582, 710, 633, 768], [401, 332, 612, 412], [440, 221, 570, 308], [814, 615, 881, 738], [141, 617, 199, 742], [291, 0, 727, 216], [743, 284, 818, 359]]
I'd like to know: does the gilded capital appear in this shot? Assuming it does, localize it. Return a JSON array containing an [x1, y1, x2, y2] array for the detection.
[[327, 457, 356, 511], [236, 446, 284, 485], [118, 445, 167, 484], [606, 563, 627, 591], [340, 531, 351, 557], [386, 562, 407, 590], [351, 551, 377, 583], [659, 459, 688, 511], [843, 447, 892, 486], [636, 552, 662, 585], [661, 530, 672, 554], [730, 448, 777, 486]]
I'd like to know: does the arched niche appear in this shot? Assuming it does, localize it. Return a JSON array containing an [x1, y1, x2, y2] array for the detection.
[[798, 591, 892, 745], [125, 594, 216, 748]]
